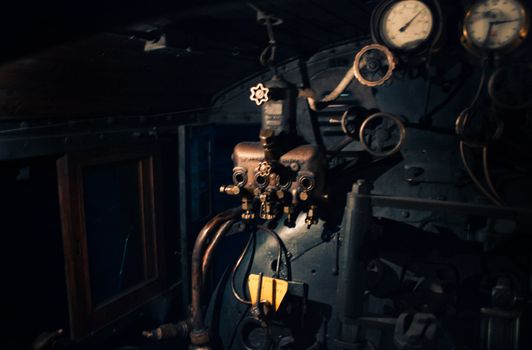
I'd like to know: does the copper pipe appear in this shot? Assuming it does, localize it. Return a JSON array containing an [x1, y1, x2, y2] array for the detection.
[[202, 218, 238, 284], [482, 146, 504, 204], [459, 141, 502, 207], [231, 231, 255, 305], [189, 208, 241, 345], [301, 66, 355, 111]]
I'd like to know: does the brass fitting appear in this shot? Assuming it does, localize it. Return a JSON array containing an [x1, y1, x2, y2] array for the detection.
[[283, 205, 295, 227], [241, 197, 252, 210], [242, 211, 256, 220], [299, 191, 309, 201], [305, 204, 319, 228], [241, 197, 255, 220], [219, 185, 240, 196], [259, 192, 276, 220], [259, 129, 276, 161]]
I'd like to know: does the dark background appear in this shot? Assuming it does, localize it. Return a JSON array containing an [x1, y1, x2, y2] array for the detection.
[[0, 0, 375, 119]]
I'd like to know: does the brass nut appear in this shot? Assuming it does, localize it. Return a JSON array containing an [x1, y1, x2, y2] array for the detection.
[[255, 174, 269, 188], [232, 169, 248, 186], [298, 175, 315, 191]]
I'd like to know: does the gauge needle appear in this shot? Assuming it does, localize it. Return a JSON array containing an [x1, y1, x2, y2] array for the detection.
[[483, 21, 494, 48], [399, 11, 422, 32], [490, 19, 519, 25]]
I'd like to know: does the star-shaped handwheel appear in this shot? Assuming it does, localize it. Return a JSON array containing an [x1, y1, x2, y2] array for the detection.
[[250, 83, 270, 106], [256, 161, 272, 177]]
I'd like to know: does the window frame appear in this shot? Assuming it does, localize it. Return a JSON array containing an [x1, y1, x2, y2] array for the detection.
[[56, 144, 165, 340]]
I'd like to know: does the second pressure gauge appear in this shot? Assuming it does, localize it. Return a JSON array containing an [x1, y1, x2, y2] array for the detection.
[[462, 0, 529, 54], [371, 0, 443, 53]]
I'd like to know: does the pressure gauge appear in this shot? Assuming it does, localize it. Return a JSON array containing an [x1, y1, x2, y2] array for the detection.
[[462, 0, 529, 53], [371, 0, 442, 53]]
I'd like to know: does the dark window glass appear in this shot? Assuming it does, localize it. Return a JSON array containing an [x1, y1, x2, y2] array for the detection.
[[83, 160, 145, 306], [190, 136, 211, 221]]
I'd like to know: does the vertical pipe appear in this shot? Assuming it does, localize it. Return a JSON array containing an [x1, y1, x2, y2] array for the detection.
[[189, 208, 241, 347], [336, 180, 372, 343], [202, 218, 237, 284]]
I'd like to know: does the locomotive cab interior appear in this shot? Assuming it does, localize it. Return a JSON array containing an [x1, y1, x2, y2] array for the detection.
[[1, 1, 532, 350]]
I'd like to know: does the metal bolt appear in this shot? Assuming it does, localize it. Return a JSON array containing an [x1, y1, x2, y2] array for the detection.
[[290, 162, 300, 171]]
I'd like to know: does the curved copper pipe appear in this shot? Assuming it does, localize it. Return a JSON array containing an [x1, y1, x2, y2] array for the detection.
[[189, 208, 241, 344], [202, 218, 237, 284]]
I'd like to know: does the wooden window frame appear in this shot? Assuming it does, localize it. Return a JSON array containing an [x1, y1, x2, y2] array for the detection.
[[57, 145, 165, 340]]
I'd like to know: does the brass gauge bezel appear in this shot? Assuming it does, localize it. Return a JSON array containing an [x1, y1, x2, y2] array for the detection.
[[353, 44, 397, 87], [461, 0, 530, 56], [370, 0, 444, 55]]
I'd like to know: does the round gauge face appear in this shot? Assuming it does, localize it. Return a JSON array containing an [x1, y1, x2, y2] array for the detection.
[[380, 0, 434, 51], [464, 0, 528, 50]]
